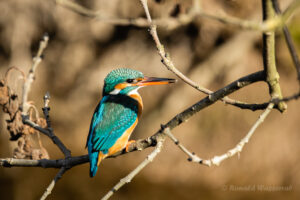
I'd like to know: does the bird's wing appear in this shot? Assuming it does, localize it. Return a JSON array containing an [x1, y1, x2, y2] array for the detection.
[[88, 95, 139, 154]]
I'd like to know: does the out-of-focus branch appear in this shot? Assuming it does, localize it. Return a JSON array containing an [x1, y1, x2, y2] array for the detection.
[[22, 34, 48, 115], [55, 0, 300, 31], [55, 0, 148, 26], [262, 0, 287, 112], [200, 0, 300, 32], [101, 134, 166, 200], [54, 0, 195, 30], [272, 0, 300, 85]]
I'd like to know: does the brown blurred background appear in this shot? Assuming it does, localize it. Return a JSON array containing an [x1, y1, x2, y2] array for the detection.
[[1, 0, 300, 199]]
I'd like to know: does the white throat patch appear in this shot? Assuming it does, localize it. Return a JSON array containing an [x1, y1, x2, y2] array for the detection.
[[128, 87, 141, 96], [109, 88, 121, 95]]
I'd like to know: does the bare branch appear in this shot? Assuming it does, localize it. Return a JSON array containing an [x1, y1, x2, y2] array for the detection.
[[0, 155, 88, 168], [1, 158, 40, 167], [262, 0, 287, 112]]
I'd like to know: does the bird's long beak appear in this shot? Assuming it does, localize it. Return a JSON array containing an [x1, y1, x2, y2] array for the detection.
[[137, 76, 176, 86]]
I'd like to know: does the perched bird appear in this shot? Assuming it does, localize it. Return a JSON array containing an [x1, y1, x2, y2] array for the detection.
[[86, 68, 176, 177]]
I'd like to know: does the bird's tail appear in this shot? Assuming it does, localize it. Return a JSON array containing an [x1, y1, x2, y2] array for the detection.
[[89, 151, 106, 177]]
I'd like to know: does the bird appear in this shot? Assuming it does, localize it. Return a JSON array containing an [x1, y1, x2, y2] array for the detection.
[[86, 68, 176, 177]]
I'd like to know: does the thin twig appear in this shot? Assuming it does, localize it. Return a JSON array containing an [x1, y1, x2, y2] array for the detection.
[[201, 103, 274, 166], [165, 103, 274, 166], [22, 33, 49, 115], [40, 167, 67, 200], [164, 128, 203, 163], [101, 134, 166, 200], [42, 92, 71, 158]]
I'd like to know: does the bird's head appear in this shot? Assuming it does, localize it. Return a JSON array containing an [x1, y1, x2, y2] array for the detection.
[[103, 68, 176, 96]]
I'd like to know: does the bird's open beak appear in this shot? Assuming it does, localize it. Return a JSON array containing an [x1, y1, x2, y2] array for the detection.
[[137, 76, 176, 86]]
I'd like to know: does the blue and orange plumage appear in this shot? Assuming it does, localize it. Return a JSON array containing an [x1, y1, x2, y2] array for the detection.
[[86, 68, 175, 177]]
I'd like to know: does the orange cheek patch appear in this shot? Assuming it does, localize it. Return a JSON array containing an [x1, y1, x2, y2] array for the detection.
[[115, 82, 139, 90], [115, 83, 130, 90]]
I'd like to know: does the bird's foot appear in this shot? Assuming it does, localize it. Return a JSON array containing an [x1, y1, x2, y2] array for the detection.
[[125, 140, 136, 152]]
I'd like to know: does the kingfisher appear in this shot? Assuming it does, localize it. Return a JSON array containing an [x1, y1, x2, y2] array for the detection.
[[86, 68, 176, 177]]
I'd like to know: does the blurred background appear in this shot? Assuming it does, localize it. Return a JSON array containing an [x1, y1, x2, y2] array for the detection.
[[0, 0, 300, 199]]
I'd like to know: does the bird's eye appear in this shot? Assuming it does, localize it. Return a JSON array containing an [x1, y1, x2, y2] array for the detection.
[[126, 79, 135, 83]]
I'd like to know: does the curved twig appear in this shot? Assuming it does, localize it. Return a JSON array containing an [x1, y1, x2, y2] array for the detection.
[[164, 103, 274, 166]]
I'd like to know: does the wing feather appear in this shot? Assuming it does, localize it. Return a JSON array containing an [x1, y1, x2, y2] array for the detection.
[[88, 95, 139, 154]]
